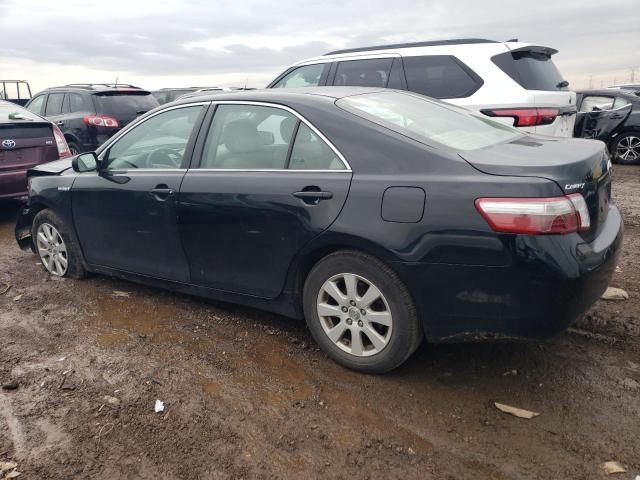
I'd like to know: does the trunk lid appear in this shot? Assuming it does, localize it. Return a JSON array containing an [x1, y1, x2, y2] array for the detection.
[[460, 136, 612, 241]]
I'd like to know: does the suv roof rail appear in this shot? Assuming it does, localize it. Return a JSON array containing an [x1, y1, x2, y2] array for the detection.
[[325, 38, 498, 55], [55, 83, 142, 90]]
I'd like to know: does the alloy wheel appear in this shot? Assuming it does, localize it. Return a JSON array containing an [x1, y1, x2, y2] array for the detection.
[[316, 273, 393, 357], [36, 223, 68, 276], [616, 135, 640, 162]]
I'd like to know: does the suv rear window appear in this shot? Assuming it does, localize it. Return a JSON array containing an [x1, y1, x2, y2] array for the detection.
[[93, 92, 158, 117], [492, 50, 567, 91], [337, 91, 521, 151], [403, 55, 482, 99]]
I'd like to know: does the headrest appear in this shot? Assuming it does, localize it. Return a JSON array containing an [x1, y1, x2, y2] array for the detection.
[[280, 116, 297, 143], [222, 119, 263, 153], [280, 117, 314, 144]]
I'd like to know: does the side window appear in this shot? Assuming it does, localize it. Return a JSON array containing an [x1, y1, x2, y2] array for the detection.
[[580, 96, 614, 112], [273, 64, 327, 88], [333, 58, 393, 87], [403, 55, 481, 99], [68, 93, 86, 113], [613, 97, 630, 109], [27, 95, 45, 114], [105, 105, 203, 170], [45, 93, 65, 116], [201, 104, 297, 169], [289, 124, 344, 170]]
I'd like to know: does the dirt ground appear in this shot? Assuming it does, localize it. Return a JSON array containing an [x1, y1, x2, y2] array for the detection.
[[0, 167, 639, 480]]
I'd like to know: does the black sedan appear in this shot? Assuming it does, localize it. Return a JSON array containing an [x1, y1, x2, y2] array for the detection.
[[15, 88, 623, 373], [575, 89, 640, 164]]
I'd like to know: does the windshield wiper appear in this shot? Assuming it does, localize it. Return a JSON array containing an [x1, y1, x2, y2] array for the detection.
[[556, 80, 569, 89]]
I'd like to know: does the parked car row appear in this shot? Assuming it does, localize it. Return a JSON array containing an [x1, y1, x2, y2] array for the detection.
[[2, 37, 627, 373]]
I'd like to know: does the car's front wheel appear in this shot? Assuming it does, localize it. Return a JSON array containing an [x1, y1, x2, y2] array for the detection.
[[32, 209, 86, 279], [612, 132, 640, 165], [303, 251, 423, 373]]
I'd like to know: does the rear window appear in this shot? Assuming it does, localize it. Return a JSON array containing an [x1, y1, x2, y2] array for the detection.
[[492, 50, 567, 91], [403, 55, 482, 99], [94, 92, 158, 117], [337, 91, 521, 151], [333, 58, 393, 87]]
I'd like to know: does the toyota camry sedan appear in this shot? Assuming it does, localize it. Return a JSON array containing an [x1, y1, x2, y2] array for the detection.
[[15, 87, 623, 373]]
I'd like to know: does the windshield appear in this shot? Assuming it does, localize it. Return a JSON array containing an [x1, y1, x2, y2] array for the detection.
[[336, 91, 522, 151], [94, 92, 158, 118]]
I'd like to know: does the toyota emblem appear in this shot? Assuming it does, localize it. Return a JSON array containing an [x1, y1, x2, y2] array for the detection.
[[2, 139, 16, 149]]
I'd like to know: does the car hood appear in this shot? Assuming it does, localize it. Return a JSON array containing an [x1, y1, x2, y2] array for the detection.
[[28, 157, 73, 177]]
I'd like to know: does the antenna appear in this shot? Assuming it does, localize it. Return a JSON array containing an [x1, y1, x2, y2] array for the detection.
[[244, 78, 248, 89], [115, 74, 119, 86]]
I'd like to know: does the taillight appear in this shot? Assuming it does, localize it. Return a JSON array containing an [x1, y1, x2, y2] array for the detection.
[[475, 194, 591, 235], [482, 108, 559, 127], [83, 115, 119, 128], [52, 125, 71, 159]]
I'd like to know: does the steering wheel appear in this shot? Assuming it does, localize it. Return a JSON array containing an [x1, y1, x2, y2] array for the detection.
[[144, 148, 180, 168]]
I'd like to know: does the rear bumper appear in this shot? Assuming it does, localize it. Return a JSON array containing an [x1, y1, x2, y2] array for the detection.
[[0, 169, 28, 199], [397, 206, 623, 341]]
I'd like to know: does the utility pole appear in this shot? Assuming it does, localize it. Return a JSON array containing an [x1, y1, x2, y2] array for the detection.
[[631, 68, 636, 83]]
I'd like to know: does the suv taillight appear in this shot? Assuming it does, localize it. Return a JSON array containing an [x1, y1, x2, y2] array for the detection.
[[482, 108, 559, 127], [52, 125, 71, 159], [83, 115, 119, 128], [475, 194, 590, 234]]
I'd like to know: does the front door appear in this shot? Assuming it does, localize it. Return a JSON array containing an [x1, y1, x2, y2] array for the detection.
[[179, 103, 352, 298], [72, 104, 206, 281], [575, 94, 631, 140]]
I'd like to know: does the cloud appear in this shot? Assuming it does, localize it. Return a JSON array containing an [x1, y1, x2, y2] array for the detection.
[[0, 0, 638, 89]]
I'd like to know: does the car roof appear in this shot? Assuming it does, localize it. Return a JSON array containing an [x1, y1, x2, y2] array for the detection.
[[284, 39, 554, 69], [0, 99, 47, 123], [41, 84, 150, 94], [172, 86, 389, 106]]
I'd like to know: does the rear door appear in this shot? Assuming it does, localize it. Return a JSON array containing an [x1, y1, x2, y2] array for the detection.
[[575, 94, 631, 141], [178, 102, 352, 298]]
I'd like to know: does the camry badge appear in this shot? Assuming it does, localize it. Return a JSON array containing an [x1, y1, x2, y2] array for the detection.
[[1, 139, 16, 149]]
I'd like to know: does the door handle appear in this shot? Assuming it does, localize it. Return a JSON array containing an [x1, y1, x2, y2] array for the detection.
[[150, 186, 175, 201], [293, 191, 333, 200]]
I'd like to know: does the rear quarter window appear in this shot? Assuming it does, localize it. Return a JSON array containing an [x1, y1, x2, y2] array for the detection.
[[403, 55, 483, 99], [492, 51, 567, 91]]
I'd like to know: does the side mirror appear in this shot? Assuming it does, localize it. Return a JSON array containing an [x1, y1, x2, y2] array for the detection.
[[72, 152, 99, 172]]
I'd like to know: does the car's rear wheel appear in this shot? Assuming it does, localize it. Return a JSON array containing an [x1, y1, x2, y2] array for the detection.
[[612, 133, 640, 165], [303, 251, 423, 373], [32, 209, 86, 279]]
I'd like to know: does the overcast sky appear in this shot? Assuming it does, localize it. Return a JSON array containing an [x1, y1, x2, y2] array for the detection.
[[1, 0, 638, 93]]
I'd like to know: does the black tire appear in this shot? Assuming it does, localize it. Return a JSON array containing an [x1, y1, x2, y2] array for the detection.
[[611, 132, 640, 165], [66, 141, 81, 156], [303, 250, 423, 373], [31, 209, 87, 279]]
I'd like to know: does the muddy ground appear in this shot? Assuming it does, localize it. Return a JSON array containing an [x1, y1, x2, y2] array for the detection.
[[0, 166, 639, 480]]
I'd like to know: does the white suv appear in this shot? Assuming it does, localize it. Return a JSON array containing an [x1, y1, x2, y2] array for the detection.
[[268, 39, 576, 137]]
